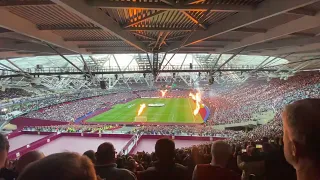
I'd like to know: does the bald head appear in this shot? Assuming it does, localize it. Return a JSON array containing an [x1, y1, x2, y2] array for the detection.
[[16, 151, 45, 173], [283, 99, 320, 166], [211, 141, 231, 167]]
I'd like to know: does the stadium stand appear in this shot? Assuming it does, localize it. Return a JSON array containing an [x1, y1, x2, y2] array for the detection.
[[25, 93, 138, 122], [2, 0, 320, 180], [0, 88, 33, 101], [0, 72, 316, 180]]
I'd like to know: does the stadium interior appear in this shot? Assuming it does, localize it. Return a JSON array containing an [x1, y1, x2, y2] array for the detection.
[[0, 0, 320, 180]]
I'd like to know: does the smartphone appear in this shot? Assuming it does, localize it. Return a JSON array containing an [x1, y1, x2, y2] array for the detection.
[[256, 144, 262, 149]]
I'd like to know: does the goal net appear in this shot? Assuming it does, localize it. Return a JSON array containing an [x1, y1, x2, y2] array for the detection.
[[134, 116, 147, 122]]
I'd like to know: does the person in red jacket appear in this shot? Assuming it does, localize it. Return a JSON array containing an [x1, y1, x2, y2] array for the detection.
[[192, 141, 241, 180]]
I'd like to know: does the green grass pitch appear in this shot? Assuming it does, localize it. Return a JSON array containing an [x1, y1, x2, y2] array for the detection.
[[86, 98, 204, 124]]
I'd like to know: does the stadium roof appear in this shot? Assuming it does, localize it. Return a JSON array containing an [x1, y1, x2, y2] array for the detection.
[[0, 0, 320, 70]]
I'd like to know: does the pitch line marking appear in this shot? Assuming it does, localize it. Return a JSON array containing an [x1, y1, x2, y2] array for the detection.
[[170, 113, 175, 122]]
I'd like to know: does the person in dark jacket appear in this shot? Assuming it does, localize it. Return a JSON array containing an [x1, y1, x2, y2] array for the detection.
[[138, 138, 188, 180], [95, 142, 136, 180]]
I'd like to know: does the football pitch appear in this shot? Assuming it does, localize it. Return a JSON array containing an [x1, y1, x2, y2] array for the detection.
[[86, 98, 204, 124]]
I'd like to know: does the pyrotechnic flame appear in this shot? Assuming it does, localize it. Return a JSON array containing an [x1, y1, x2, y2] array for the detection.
[[160, 90, 168, 97], [189, 92, 196, 100], [193, 93, 201, 116], [137, 104, 146, 116], [189, 92, 201, 116]]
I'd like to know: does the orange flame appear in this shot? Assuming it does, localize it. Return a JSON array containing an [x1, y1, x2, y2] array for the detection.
[[189, 92, 201, 116], [137, 104, 146, 116], [189, 92, 196, 100], [160, 90, 167, 97]]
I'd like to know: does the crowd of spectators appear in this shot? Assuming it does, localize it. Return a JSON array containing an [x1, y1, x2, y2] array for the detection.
[[23, 124, 119, 133], [131, 125, 242, 137], [7, 72, 316, 126], [0, 88, 32, 101], [204, 72, 320, 125], [1, 99, 320, 180], [0, 70, 320, 180], [25, 93, 138, 122]]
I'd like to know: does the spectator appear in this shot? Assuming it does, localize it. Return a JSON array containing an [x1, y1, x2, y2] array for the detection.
[[193, 141, 240, 180], [16, 151, 45, 174], [282, 99, 320, 180], [0, 134, 9, 168], [17, 152, 97, 180], [83, 150, 96, 164], [138, 138, 187, 180], [95, 142, 136, 180], [237, 147, 265, 180]]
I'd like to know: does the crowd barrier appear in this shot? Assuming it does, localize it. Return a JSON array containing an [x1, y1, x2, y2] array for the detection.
[[11, 117, 68, 128], [7, 131, 226, 160]]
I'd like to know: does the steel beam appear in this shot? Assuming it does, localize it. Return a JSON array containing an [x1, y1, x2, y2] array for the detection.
[[80, 55, 93, 78], [153, 32, 163, 51], [261, 43, 320, 56], [123, 11, 166, 28], [159, 53, 167, 70], [212, 54, 222, 70], [0, 52, 35, 58], [180, 54, 188, 70], [0, 68, 289, 78], [124, 57, 135, 71], [131, 32, 156, 41], [266, 56, 320, 68], [164, 0, 320, 52], [125, 27, 197, 31], [212, 48, 245, 74], [289, 8, 318, 16], [216, 12, 320, 53], [158, 32, 169, 50], [161, 53, 176, 70], [65, 39, 124, 42], [0, 38, 73, 54], [89, 56, 100, 67], [5, 59, 31, 77], [184, 0, 205, 5], [0, 62, 18, 72], [90, 51, 146, 54], [160, 0, 175, 6], [181, 11, 207, 30], [0, 27, 11, 33], [146, 53, 152, 69], [46, 43, 84, 73], [0, 8, 85, 53], [87, 1, 254, 12], [52, 0, 148, 52], [86, 47, 142, 52], [37, 24, 100, 30], [0, 0, 54, 6], [112, 54, 130, 88], [242, 36, 320, 53]]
